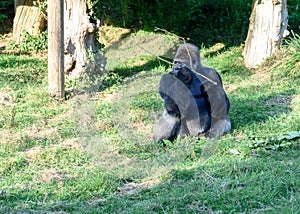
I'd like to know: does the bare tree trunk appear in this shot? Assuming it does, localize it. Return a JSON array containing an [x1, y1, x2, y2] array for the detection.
[[64, 0, 106, 80], [13, 0, 46, 43], [243, 0, 288, 68]]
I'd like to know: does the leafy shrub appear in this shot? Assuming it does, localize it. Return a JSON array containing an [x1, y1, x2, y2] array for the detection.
[[286, 31, 300, 51], [6, 30, 48, 52], [287, 0, 300, 35], [94, 0, 300, 47], [186, 0, 251, 46], [94, 0, 251, 46], [0, 0, 14, 33]]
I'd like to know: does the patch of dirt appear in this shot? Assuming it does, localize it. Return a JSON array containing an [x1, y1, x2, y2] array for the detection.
[[32, 168, 79, 184], [118, 180, 161, 196], [249, 71, 271, 87], [202, 42, 225, 57], [291, 95, 300, 111], [0, 130, 12, 143], [0, 33, 13, 54], [24, 126, 59, 140], [224, 85, 238, 93], [24, 138, 82, 165], [0, 92, 14, 109], [99, 25, 131, 47]]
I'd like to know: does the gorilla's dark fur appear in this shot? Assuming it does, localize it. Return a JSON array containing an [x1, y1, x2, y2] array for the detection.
[[153, 43, 231, 142]]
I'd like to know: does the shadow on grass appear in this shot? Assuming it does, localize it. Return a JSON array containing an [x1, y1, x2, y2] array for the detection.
[[0, 54, 45, 69], [97, 148, 300, 213], [0, 54, 46, 86], [99, 57, 171, 92], [7, 147, 295, 213], [229, 90, 295, 130]]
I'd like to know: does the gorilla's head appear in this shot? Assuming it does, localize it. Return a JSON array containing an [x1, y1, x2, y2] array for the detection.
[[173, 43, 202, 71]]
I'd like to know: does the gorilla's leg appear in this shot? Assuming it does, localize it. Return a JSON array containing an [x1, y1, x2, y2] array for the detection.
[[179, 118, 189, 136], [205, 117, 231, 138], [153, 111, 181, 143]]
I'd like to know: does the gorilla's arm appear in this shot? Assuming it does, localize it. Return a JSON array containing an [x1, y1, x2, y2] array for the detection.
[[201, 68, 231, 138], [159, 73, 192, 117], [153, 72, 194, 142]]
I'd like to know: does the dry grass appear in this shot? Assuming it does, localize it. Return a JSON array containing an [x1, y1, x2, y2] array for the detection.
[[99, 25, 131, 47]]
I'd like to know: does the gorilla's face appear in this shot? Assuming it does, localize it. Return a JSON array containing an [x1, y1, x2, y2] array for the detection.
[[172, 59, 186, 74], [171, 64, 193, 88]]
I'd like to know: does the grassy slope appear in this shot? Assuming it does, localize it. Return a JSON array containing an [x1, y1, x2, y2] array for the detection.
[[0, 32, 299, 213]]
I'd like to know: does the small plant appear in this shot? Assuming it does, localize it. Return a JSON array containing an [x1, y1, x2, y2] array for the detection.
[[33, 0, 48, 20], [249, 131, 300, 151], [6, 30, 48, 52], [286, 30, 300, 52]]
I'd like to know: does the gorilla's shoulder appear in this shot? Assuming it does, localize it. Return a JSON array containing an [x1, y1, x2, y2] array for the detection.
[[160, 72, 175, 83], [159, 72, 180, 91], [201, 66, 222, 83]]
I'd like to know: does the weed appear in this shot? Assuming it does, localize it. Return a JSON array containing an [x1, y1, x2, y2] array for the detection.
[[286, 30, 300, 52], [6, 30, 48, 52]]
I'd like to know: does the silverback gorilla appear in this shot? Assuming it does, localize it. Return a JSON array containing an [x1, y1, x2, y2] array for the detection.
[[153, 43, 231, 142]]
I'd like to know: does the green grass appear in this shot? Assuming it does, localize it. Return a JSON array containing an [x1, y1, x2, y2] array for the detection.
[[0, 32, 299, 213]]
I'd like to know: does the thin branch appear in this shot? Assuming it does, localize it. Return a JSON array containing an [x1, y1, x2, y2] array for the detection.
[[183, 42, 194, 70], [190, 68, 218, 86], [154, 27, 185, 41], [139, 46, 173, 65], [140, 46, 218, 86]]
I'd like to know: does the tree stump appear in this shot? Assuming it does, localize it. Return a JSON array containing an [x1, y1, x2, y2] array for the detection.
[[64, 0, 106, 80], [243, 0, 288, 68], [13, 0, 46, 43]]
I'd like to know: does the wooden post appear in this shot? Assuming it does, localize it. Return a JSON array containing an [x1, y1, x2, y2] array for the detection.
[[48, 0, 65, 98]]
